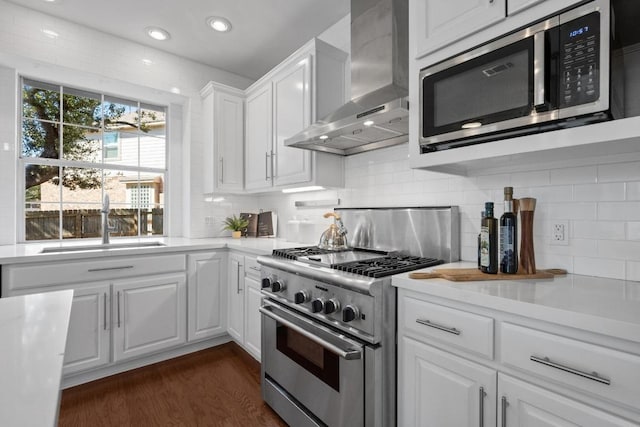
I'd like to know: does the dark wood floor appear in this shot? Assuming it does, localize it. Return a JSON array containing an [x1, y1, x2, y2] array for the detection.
[[58, 342, 287, 427]]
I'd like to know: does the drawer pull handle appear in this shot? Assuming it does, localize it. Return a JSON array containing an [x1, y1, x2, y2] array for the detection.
[[88, 265, 134, 272], [479, 386, 486, 427], [117, 291, 121, 328], [416, 318, 461, 335], [530, 355, 611, 385], [103, 292, 107, 331], [501, 396, 507, 427]]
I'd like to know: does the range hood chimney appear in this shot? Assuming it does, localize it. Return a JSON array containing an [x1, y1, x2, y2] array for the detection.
[[285, 0, 409, 156]]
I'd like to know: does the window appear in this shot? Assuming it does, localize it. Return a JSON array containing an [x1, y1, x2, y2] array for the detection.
[[20, 78, 167, 241]]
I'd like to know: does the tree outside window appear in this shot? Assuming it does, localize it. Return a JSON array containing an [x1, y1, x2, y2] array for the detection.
[[21, 78, 167, 241]]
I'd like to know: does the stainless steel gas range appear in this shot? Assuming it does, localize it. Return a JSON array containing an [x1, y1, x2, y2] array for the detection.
[[258, 207, 459, 427]]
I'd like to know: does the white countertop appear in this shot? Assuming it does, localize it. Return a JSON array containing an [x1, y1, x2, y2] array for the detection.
[[393, 262, 640, 344], [0, 289, 73, 427], [0, 237, 311, 264]]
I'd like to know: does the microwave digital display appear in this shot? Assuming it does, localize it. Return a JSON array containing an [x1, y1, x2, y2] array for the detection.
[[569, 26, 590, 38]]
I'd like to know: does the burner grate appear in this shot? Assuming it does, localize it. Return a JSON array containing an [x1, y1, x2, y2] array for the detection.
[[334, 256, 444, 278], [272, 246, 349, 260]]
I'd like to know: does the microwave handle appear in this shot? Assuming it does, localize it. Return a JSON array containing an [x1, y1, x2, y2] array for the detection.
[[533, 31, 546, 108]]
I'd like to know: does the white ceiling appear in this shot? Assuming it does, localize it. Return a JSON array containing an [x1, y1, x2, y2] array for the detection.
[[10, 0, 350, 81]]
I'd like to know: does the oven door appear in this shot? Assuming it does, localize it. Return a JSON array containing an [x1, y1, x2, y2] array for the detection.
[[260, 300, 365, 427], [420, 16, 561, 150]]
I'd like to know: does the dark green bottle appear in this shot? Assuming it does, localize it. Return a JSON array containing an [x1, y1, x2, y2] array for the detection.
[[500, 187, 518, 274], [480, 202, 498, 274]]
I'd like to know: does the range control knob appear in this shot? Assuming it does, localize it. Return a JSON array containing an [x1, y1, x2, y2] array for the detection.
[[343, 305, 360, 323], [324, 299, 341, 314], [311, 298, 325, 313], [294, 290, 310, 304], [271, 280, 285, 293], [261, 277, 272, 289]]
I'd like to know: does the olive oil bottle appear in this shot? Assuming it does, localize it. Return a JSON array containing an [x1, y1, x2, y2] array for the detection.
[[480, 202, 498, 274], [500, 187, 518, 274]]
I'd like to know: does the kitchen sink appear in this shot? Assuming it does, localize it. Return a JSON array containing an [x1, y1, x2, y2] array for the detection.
[[40, 241, 166, 253]]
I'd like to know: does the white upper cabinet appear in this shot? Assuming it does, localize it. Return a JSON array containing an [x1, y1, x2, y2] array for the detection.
[[245, 83, 274, 191], [507, 0, 545, 15], [272, 54, 313, 187], [244, 38, 347, 193], [201, 82, 245, 193], [412, 0, 506, 59]]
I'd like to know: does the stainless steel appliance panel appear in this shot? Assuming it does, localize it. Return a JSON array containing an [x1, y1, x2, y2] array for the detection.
[[261, 302, 365, 426], [336, 206, 460, 262]]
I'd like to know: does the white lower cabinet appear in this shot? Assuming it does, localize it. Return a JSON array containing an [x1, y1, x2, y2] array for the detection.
[[243, 271, 262, 359], [498, 374, 636, 427], [62, 283, 111, 375], [187, 252, 226, 341], [399, 336, 496, 427], [227, 252, 245, 342], [112, 273, 187, 362], [398, 289, 640, 426], [226, 251, 263, 360]]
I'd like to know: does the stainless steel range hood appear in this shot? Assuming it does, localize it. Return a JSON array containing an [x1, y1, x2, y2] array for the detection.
[[285, 0, 408, 156]]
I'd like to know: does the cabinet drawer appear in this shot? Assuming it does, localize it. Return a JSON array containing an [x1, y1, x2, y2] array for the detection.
[[3, 254, 186, 292], [400, 295, 494, 359], [501, 322, 640, 409], [244, 255, 261, 279]]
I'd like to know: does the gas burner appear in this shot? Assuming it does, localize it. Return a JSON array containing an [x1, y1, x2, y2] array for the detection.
[[334, 255, 444, 278], [271, 246, 349, 260]]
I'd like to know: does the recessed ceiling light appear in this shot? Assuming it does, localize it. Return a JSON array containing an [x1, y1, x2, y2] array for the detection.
[[142, 58, 153, 66], [41, 29, 59, 39], [363, 120, 374, 126], [170, 87, 181, 94], [319, 135, 329, 140], [145, 27, 170, 41], [206, 16, 232, 32]]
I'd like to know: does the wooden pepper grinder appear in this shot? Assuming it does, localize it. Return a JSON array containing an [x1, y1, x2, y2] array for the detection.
[[519, 198, 537, 274]]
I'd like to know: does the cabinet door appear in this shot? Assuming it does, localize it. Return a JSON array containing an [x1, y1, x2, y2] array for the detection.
[[498, 374, 636, 427], [243, 275, 262, 360], [227, 253, 245, 343], [187, 252, 225, 342], [63, 283, 111, 375], [508, 0, 545, 15], [216, 91, 244, 192], [272, 54, 313, 187], [399, 336, 497, 427], [112, 273, 186, 362], [412, 0, 506, 58], [245, 83, 273, 191]]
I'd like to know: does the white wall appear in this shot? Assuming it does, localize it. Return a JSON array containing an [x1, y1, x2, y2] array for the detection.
[[0, 0, 254, 243]]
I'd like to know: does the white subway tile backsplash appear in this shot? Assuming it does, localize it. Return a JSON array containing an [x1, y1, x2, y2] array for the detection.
[[598, 240, 640, 260], [573, 221, 626, 240], [627, 182, 640, 200], [542, 203, 597, 221], [598, 161, 640, 183], [476, 174, 510, 189], [628, 222, 640, 241], [549, 166, 597, 185], [510, 170, 550, 187], [574, 183, 626, 201], [598, 202, 640, 221], [628, 261, 640, 281], [518, 185, 572, 202], [574, 257, 625, 279]]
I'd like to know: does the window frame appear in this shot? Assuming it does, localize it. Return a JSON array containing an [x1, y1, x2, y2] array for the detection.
[[17, 76, 169, 242]]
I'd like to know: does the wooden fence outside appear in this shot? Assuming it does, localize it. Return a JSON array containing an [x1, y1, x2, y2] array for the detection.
[[25, 208, 163, 240]]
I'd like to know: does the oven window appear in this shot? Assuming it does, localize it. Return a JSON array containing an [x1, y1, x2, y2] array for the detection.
[[276, 324, 340, 392]]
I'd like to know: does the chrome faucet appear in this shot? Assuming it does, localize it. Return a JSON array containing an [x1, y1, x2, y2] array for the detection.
[[101, 194, 116, 244]]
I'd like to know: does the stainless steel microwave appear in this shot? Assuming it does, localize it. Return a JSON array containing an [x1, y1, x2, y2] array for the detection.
[[419, 0, 623, 153]]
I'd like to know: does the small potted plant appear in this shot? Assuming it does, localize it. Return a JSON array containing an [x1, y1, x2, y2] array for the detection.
[[223, 214, 249, 239]]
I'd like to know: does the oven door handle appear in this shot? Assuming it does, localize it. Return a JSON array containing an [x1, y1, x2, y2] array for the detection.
[[259, 304, 363, 360]]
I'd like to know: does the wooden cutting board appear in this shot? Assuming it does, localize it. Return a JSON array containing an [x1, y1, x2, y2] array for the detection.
[[408, 268, 567, 282]]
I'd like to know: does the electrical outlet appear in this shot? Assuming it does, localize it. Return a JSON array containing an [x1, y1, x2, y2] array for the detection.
[[205, 216, 214, 225], [550, 220, 569, 245]]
